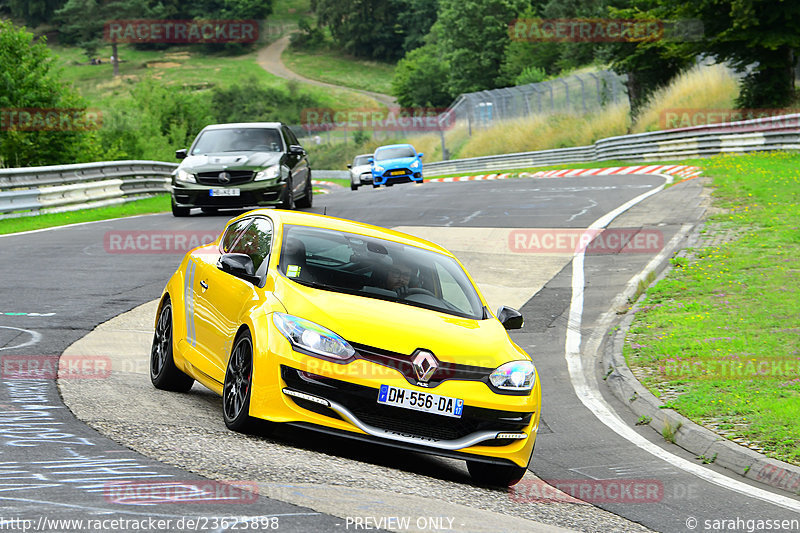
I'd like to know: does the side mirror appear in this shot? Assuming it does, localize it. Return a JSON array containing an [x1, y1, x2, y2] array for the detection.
[[289, 144, 306, 156], [368, 157, 374, 164], [418, 152, 424, 158], [347, 164, 352, 168], [175, 149, 187, 159], [497, 306, 523, 330], [218, 253, 259, 284]]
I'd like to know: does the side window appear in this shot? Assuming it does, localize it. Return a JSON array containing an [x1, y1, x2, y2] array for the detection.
[[434, 262, 472, 315], [283, 126, 299, 147], [221, 218, 252, 253], [229, 218, 273, 272]]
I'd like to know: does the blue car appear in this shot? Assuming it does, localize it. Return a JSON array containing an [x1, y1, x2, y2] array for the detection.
[[370, 144, 424, 187]]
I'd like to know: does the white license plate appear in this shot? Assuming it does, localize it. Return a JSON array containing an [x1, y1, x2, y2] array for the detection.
[[209, 188, 240, 197], [377, 384, 464, 418]]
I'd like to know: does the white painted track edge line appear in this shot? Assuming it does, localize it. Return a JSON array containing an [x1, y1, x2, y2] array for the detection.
[[0, 212, 162, 238], [564, 174, 800, 513]]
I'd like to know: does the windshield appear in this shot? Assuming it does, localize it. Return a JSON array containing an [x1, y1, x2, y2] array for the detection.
[[374, 146, 416, 160], [191, 128, 284, 154], [353, 155, 371, 166], [278, 225, 484, 319]]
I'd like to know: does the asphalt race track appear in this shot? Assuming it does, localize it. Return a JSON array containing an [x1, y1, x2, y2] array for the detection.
[[1, 175, 799, 532]]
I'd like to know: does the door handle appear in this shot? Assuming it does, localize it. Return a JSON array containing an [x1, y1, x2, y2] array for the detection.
[[200, 280, 208, 290]]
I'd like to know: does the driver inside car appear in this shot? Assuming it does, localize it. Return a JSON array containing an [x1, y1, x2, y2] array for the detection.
[[384, 263, 414, 296]]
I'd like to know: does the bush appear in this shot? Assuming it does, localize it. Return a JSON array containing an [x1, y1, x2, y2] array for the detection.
[[210, 76, 320, 125], [0, 20, 105, 167]]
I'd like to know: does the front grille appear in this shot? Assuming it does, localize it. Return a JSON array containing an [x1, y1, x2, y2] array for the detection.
[[196, 170, 254, 185], [382, 168, 410, 177], [351, 342, 492, 388], [281, 366, 532, 444]]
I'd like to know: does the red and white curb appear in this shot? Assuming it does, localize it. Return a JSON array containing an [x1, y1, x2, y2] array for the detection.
[[311, 180, 343, 194], [427, 173, 511, 182], [528, 165, 703, 179]]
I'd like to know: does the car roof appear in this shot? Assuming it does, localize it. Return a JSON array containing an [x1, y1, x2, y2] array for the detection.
[[353, 153, 372, 159], [232, 210, 451, 256], [201, 122, 284, 130], [375, 144, 415, 150]]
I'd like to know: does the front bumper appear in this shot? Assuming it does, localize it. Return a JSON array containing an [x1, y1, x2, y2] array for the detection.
[[373, 168, 423, 185], [249, 331, 540, 467], [171, 180, 287, 209]]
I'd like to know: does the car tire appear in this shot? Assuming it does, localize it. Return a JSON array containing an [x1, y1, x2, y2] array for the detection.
[[372, 182, 380, 188], [171, 200, 190, 217], [150, 298, 194, 392], [351, 183, 359, 191], [466, 460, 528, 487], [296, 176, 313, 208], [223, 330, 255, 432], [280, 178, 295, 210], [201, 207, 218, 214]]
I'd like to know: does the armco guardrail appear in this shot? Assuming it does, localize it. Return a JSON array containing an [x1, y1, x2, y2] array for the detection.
[[424, 112, 800, 176], [3, 113, 799, 217], [0, 161, 176, 219]]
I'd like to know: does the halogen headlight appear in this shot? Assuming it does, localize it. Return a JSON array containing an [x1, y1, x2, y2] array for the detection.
[[411, 160, 421, 169], [490, 360, 536, 391], [175, 169, 196, 183], [374, 165, 384, 173], [273, 312, 355, 360], [254, 164, 281, 182]]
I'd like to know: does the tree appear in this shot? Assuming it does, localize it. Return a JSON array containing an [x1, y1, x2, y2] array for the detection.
[[436, 0, 526, 95], [392, 44, 452, 107], [0, 20, 102, 167], [56, 0, 151, 76], [314, 0, 407, 61], [675, 0, 800, 107], [3, 0, 67, 26], [605, 1, 695, 114]]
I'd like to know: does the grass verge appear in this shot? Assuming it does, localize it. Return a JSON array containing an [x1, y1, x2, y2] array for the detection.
[[623, 151, 800, 465], [0, 195, 170, 235], [282, 47, 395, 95]]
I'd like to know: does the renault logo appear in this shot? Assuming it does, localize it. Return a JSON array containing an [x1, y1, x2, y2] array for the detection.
[[411, 350, 438, 382], [218, 172, 231, 184]]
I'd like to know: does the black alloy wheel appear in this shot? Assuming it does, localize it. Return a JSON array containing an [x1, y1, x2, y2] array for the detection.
[[150, 299, 194, 392]]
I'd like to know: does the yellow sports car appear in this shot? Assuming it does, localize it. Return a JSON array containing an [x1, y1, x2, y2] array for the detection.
[[150, 210, 541, 486]]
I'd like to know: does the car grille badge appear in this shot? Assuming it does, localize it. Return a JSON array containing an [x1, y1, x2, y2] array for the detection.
[[218, 171, 231, 184], [412, 350, 438, 383]]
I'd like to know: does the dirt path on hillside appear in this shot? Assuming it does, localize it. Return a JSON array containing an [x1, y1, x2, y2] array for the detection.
[[257, 35, 397, 108]]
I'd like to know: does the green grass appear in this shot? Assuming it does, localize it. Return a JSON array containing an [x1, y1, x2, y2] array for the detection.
[[282, 47, 396, 96], [50, 44, 376, 111], [624, 151, 800, 465], [0, 195, 170, 235]]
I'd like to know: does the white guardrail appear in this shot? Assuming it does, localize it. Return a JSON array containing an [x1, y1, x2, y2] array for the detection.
[[2, 113, 799, 219]]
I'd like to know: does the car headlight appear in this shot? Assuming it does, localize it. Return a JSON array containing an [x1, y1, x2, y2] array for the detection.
[[374, 165, 384, 173], [175, 169, 196, 183], [273, 312, 355, 360], [489, 360, 536, 391], [411, 160, 421, 169], [254, 164, 281, 182]]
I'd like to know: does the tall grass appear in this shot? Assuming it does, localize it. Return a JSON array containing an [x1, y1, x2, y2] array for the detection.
[[457, 101, 630, 159], [631, 64, 740, 133]]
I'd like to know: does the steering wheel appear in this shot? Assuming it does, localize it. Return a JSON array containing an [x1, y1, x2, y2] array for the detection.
[[404, 287, 436, 297]]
